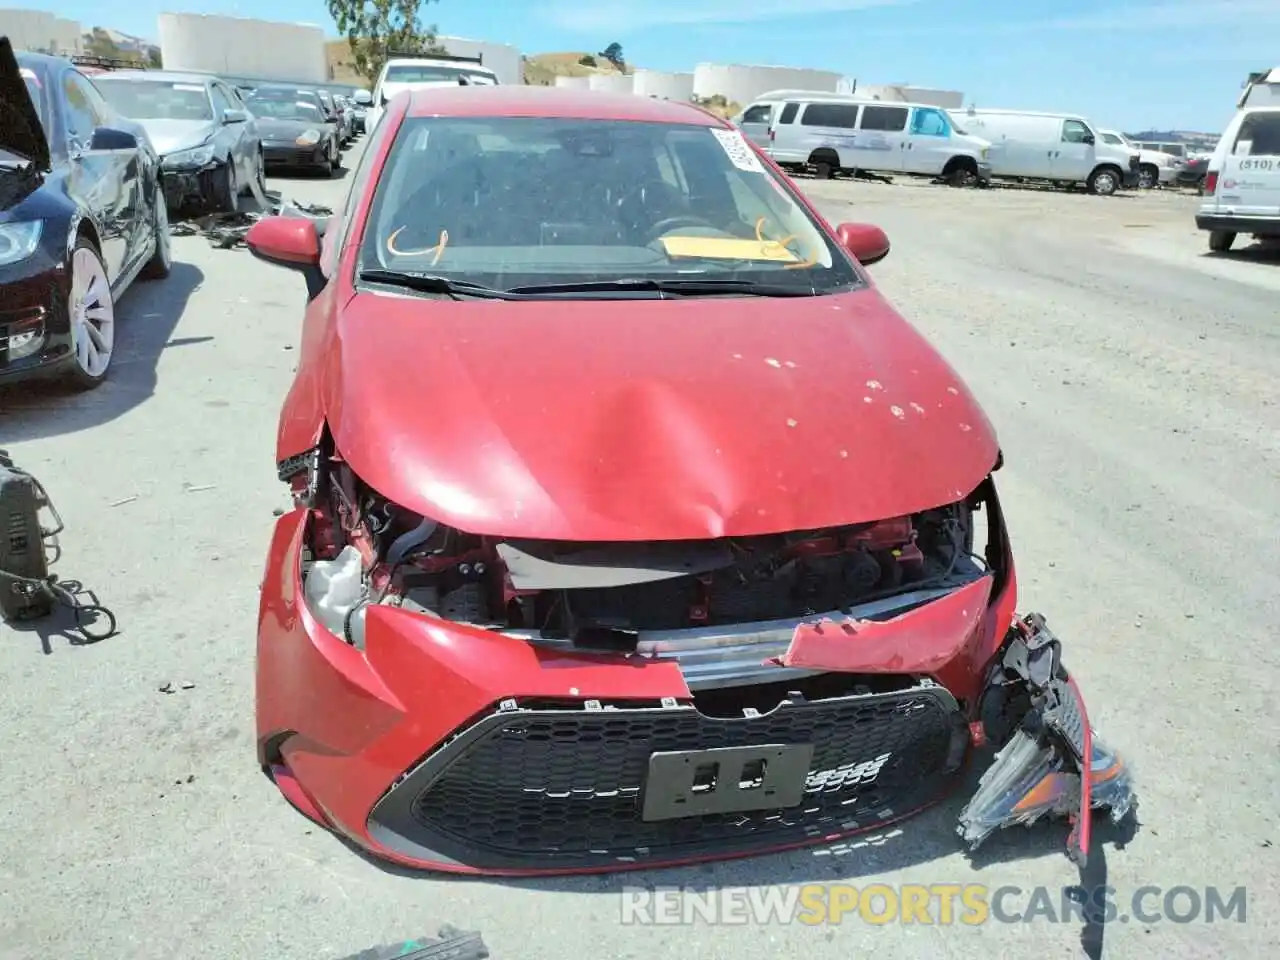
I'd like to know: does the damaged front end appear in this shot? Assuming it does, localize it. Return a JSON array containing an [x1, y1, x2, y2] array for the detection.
[[268, 441, 1135, 871], [958, 613, 1136, 866], [159, 147, 225, 210]]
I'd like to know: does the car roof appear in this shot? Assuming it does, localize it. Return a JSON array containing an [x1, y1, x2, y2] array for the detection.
[[404, 85, 726, 125], [93, 70, 212, 84]]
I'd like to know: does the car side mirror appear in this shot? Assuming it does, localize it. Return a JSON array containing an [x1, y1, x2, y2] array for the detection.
[[222, 109, 249, 125], [88, 126, 138, 151], [836, 222, 890, 266], [246, 216, 326, 299], [1082, 134, 1096, 145]]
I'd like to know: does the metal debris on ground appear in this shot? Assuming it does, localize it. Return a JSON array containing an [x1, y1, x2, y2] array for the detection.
[[169, 177, 332, 250]]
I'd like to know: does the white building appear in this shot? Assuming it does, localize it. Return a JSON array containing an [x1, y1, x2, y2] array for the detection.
[[436, 35, 521, 86], [588, 73, 634, 93], [157, 13, 326, 82], [632, 69, 694, 100], [693, 63, 844, 105], [553, 75, 591, 89], [855, 83, 964, 109], [0, 9, 81, 55]]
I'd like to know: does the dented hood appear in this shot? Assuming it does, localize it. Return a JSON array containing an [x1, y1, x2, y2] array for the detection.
[[0, 38, 50, 170], [322, 287, 999, 540]]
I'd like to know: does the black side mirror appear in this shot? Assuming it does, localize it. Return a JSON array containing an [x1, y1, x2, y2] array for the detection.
[[89, 126, 139, 151], [1082, 134, 1096, 145]]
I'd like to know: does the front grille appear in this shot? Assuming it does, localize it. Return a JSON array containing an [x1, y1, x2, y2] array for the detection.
[[263, 146, 321, 165], [369, 680, 966, 870]]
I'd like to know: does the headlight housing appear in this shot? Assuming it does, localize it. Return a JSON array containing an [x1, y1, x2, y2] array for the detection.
[[980, 146, 990, 160], [163, 143, 215, 168], [0, 220, 43, 267], [295, 129, 321, 146]]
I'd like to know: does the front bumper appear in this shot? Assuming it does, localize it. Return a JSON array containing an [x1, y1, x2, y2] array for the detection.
[[263, 141, 327, 169], [257, 509, 1134, 874], [0, 259, 76, 386], [1197, 213, 1280, 237], [976, 161, 993, 182], [1121, 170, 1140, 188]]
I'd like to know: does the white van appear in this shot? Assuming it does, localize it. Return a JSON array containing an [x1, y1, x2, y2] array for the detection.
[[736, 95, 992, 186], [949, 109, 1140, 195], [366, 53, 500, 132], [1196, 103, 1280, 252]]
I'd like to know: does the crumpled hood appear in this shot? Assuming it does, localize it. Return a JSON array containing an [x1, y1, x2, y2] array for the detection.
[[0, 37, 50, 170], [322, 288, 1000, 541], [140, 118, 215, 157]]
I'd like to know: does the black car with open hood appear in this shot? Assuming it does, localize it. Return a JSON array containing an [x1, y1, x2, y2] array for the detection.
[[1, 37, 172, 390]]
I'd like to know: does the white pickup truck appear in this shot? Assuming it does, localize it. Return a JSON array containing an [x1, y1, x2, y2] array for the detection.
[[365, 53, 500, 132]]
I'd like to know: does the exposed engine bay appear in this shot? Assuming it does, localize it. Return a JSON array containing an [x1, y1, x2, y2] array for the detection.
[[289, 447, 992, 659]]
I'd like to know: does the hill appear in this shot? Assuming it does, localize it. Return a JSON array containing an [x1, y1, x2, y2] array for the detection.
[[523, 51, 629, 86]]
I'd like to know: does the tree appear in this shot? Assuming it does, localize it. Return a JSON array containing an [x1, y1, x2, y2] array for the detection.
[[327, 0, 447, 85], [598, 42, 624, 69]]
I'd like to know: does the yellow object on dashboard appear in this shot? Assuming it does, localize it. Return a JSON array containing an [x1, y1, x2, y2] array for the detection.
[[660, 235, 800, 262]]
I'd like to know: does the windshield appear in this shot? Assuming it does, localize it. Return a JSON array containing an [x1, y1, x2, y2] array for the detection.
[[1101, 132, 1125, 146], [384, 64, 496, 85], [358, 117, 860, 295], [246, 90, 324, 122], [93, 79, 213, 121]]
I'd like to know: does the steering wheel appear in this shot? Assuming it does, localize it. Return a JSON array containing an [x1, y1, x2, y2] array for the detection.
[[647, 215, 721, 242]]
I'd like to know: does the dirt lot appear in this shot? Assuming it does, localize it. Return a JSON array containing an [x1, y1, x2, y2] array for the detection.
[[1, 154, 1277, 960]]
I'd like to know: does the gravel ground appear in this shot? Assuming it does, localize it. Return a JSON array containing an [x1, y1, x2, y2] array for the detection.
[[1, 146, 1277, 960]]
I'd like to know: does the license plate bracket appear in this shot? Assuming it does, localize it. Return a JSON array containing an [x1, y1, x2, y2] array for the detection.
[[641, 743, 814, 821]]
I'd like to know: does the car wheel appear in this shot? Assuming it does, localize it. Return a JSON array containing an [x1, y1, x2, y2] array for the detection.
[[1087, 166, 1120, 196], [214, 160, 239, 213], [814, 160, 833, 180], [64, 238, 116, 391], [1137, 164, 1158, 189], [329, 139, 341, 173], [139, 188, 172, 281], [1208, 230, 1236, 253]]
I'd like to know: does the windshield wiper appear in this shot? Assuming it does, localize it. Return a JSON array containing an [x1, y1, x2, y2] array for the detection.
[[504, 278, 816, 298], [358, 269, 517, 300]]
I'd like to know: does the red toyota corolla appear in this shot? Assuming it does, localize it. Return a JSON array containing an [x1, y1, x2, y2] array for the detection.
[[246, 86, 1134, 875]]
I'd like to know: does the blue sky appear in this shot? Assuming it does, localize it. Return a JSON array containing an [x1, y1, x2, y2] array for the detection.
[[17, 0, 1278, 130]]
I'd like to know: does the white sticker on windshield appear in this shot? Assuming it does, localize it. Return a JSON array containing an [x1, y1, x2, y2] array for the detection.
[[712, 128, 765, 173], [172, 83, 206, 92]]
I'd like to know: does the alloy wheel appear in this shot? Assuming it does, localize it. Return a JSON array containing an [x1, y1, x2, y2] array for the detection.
[[69, 246, 115, 379]]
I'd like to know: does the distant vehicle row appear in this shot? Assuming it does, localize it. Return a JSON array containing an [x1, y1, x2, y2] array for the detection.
[[734, 92, 1153, 196]]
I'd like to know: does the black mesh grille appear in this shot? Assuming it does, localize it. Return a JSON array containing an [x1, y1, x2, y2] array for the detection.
[[373, 683, 965, 869]]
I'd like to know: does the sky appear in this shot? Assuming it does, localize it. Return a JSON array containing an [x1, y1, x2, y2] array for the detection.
[[13, 0, 1279, 131]]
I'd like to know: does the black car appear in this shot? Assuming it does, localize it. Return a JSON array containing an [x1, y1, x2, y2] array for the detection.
[[1, 38, 170, 390], [243, 85, 341, 176]]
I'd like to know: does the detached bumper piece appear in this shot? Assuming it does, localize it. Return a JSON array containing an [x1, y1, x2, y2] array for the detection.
[[958, 613, 1136, 867], [369, 680, 970, 871]]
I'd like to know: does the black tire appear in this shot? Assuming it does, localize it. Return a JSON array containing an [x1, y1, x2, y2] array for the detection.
[[944, 157, 979, 187], [1137, 164, 1159, 189], [139, 186, 172, 281], [329, 137, 340, 172], [1208, 230, 1236, 253], [1087, 165, 1121, 196], [212, 159, 239, 213], [253, 150, 266, 195], [814, 161, 833, 179], [63, 237, 116, 391]]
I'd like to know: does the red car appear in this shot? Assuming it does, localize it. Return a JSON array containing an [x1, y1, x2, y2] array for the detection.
[[246, 86, 1134, 875]]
